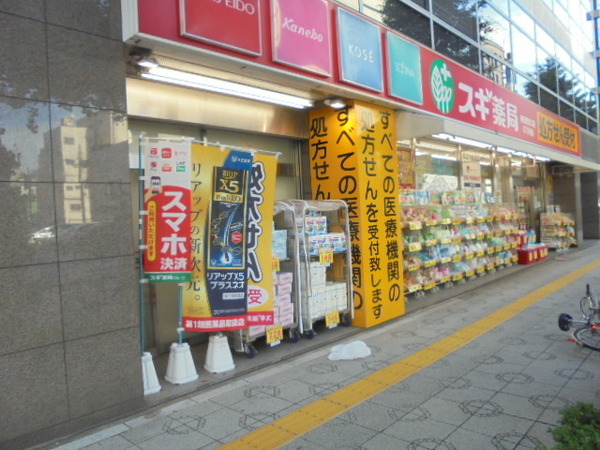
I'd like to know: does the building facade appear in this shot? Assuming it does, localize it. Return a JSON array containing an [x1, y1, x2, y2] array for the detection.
[[1, 0, 600, 447], [0, 2, 143, 448]]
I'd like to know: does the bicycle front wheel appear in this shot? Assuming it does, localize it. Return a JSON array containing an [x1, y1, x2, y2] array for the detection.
[[573, 326, 600, 351]]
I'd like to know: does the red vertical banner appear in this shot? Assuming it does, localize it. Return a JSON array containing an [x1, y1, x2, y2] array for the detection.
[[143, 139, 192, 283]]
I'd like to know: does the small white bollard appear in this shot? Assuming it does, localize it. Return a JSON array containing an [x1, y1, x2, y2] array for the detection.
[[165, 342, 199, 385], [204, 334, 235, 374], [141, 352, 161, 395]]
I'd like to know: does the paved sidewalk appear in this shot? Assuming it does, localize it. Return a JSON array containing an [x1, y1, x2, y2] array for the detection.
[[45, 244, 600, 450]]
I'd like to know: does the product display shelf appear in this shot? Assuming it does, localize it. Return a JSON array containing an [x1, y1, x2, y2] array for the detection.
[[402, 204, 525, 297], [231, 201, 301, 358], [288, 199, 353, 338], [540, 212, 577, 251]]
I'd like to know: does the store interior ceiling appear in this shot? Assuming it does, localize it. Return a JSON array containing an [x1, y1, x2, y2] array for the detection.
[[399, 134, 549, 169]]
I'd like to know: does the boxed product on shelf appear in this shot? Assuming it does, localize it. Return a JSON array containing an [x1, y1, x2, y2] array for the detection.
[[301, 262, 327, 287], [275, 297, 295, 327], [277, 271, 293, 285], [327, 232, 348, 252], [302, 282, 348, 320], [305, 234, 330, 255], [272, 229, 288, 260], [276, 280, 292, 295], [248, 325, 267, 338], [303, 215, 328, 235]]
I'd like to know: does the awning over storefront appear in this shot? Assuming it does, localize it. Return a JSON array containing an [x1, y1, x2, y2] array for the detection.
[[397, 111, 600, 172]]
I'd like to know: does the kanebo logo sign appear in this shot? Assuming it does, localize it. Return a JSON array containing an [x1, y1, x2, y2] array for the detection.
[[430, 59, 455, 114]]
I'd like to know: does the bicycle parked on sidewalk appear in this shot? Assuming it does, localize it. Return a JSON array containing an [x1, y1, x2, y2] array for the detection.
[[558, 284, 600, 351]]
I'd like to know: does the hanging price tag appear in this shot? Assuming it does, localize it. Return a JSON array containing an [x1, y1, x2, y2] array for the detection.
[[325, 311, 340, 328], [424, 281, 436, 290], [272, 258, 280, 272], [408, 284, 422, 293], [266, 326, 283, 345], [320, 251, 334, 265], [408, 242, 422, 252], [409, 221, 422, 230]]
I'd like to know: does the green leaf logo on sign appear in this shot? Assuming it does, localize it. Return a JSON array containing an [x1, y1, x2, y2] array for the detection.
[[430, 59, 455, 114]]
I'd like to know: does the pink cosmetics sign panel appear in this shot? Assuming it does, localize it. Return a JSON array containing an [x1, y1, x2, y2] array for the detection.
[[271, 0, 332, 76]]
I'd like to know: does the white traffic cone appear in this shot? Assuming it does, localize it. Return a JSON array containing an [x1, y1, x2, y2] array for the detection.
[[204, 334, 235, 373], [141, 352, 161, 395], [165, 342, 199, 384]]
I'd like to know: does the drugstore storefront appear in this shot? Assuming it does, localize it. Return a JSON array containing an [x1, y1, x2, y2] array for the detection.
[[124, 0, 600, 356]]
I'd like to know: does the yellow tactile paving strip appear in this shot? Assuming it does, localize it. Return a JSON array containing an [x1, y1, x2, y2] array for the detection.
[[221, 259, 600, 449]]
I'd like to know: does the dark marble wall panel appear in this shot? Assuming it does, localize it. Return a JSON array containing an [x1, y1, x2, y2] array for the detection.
[[0, 265, 62, 356], [65, 327, 142, 418], [0, 14, 49, 102], [47, 0, 122, 40], [47, 25, 126, 111], [60, 256, 138, 340], [0, 344, 69, 442]]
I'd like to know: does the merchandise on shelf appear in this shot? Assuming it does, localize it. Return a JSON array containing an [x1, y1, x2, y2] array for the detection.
[[272, 229, 288, 260], [401, 190, 525, 296], [540, 212, 577, 249], [288, 200, 353, 334]]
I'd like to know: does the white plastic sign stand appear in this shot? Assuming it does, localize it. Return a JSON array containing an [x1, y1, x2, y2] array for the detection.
[[142, 352, 161, 394], [204, 334, 235, 373], [165, 342, 200, 384]]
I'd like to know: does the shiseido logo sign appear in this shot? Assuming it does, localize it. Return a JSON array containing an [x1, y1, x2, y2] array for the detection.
[[211, 0, 256, 15], [180, 0, 262, 56]]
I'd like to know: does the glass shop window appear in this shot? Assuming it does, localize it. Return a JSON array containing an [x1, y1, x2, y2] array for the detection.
[[433, 24, 479, 72], [381, 0, 432, 48], [432, 0, 478, 40]]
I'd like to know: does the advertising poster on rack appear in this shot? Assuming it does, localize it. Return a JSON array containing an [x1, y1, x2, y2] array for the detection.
[[462, 161, 482, 189], [308, 101, 404, 328], [182, 144, 277, 332], [142, 139, 192, 283], [183, 145, 250, 331]]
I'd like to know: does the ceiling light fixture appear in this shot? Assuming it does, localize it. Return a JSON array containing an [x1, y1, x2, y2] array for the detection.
[[432, 154, 457, 161], [324, 98, 347, 109], [137, 57, 159, 68], [140, 65, 314, 109], [433, 133, 491, 149]]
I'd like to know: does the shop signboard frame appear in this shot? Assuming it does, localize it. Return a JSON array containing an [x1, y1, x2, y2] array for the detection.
[[128, 0, 584, 160]]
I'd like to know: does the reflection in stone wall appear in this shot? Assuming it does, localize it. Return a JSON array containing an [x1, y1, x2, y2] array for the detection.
[[0, 2, 142, 448]]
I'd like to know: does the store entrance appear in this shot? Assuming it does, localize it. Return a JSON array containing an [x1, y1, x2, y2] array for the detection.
[[128, 118, 304, 354]]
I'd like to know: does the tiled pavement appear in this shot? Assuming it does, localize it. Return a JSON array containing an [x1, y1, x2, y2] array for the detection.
[[45, 243, 600, 450]]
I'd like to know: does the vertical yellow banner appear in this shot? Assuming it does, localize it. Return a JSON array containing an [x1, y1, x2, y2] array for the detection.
[[183, 144, 278, 332], [183, 144, 236, 331], [309, 101, 404, 327], [246, 152, 278, 325]]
